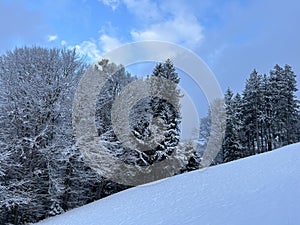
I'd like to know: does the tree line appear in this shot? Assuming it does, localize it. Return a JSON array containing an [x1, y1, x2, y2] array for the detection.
[[0, 47, 183, 224], [195, 64, 300, 167], [0, 46, 299, 224]]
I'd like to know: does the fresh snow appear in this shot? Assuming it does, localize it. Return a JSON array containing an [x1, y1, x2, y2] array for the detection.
[[34, 143, 300, 225]]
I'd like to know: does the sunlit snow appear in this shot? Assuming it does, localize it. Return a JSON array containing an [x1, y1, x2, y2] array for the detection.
[[34, 143, 300, 225]]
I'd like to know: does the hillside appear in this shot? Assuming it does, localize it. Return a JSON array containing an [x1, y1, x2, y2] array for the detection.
[[34, 143, 300, 225]]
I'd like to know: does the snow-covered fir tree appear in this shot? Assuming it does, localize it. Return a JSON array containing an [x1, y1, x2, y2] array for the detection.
[[269, 65, 299, 147], [198, 64, 299, 165], [147, 59, 181, 163], [222, 89, 244, 162], [241, 69, 263, 155], [259, 73, 273, 152]]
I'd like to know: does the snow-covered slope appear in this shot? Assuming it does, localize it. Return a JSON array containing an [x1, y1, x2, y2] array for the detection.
[[35, 143, 300, 225]]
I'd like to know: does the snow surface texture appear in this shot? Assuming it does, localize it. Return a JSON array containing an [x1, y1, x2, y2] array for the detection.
[[34, 143, 300, 225]]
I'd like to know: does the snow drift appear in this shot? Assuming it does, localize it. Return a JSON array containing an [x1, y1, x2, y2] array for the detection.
[[34, 143, 300, 225]]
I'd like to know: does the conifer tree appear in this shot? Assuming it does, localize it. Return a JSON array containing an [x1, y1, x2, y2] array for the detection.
[[148, 59, 181, 163], [223, 89, 244, 163], [241, 69, 263, 155], [282, 65, 299, 144], [260, 74, 273, 151]]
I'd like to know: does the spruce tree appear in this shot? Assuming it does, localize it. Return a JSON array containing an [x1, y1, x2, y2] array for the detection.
[[241, 69, 263, 155], [260, 74, 273, 151], [269, 64, 286, 148], [269, 64, 299, 148], [282, 65, 299, 144], [148, 59, 181, 163], [223, 89, 244, 163]]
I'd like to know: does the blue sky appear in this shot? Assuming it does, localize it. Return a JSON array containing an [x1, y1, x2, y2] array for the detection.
[[1, 0, 299, 93], [1, 0, 299, 138]]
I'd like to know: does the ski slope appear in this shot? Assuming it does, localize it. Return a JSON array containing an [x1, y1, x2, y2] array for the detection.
[[34, 143, 300, 225]]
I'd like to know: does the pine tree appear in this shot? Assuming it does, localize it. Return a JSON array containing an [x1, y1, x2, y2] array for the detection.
[[179, 140, 200, 173], [260, 74, 273, 152], [282, 65, 299, 144], [269, 64, 286, 148], [147, 59, 181, 163], [241, 69, 263, 155], [222, 89, 244, 163], [269, 64, 299, 148]]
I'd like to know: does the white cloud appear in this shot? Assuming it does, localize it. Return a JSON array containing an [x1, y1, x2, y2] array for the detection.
[[115, 0, 204, 48], [99, 0, 120, 10], [84, 0, 204, 61], [61, 40, 67, 46], [47, 35, 58, 42], [98, 0, 160, 18], [72, 34, 123, 62], [131, 14, 204, 48], [99, 34, 122, 53], [74, 41, 101, 61]]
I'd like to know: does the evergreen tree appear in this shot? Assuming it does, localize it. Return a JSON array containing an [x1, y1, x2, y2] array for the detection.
[[260, 74, 273, 152], [269, 64, 286, 148], [241, 69, 263, 155], [222, 89, 244, 163], [282, 65, 299, 144], [94, 59, 183, 183], [147, 59, 181, 163], [179, 140, 200, 173], [269, 64, 299, 148], [198, 64, 299, 165]]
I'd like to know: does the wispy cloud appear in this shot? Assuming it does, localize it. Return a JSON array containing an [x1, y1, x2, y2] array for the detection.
[[98, 0, 161, 20], [74, 40, 101, 61], [123, 0, 162, 21], [98, 0, 120, 10], [47, 35, 58, 42], [73, 34, 123, 61]]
